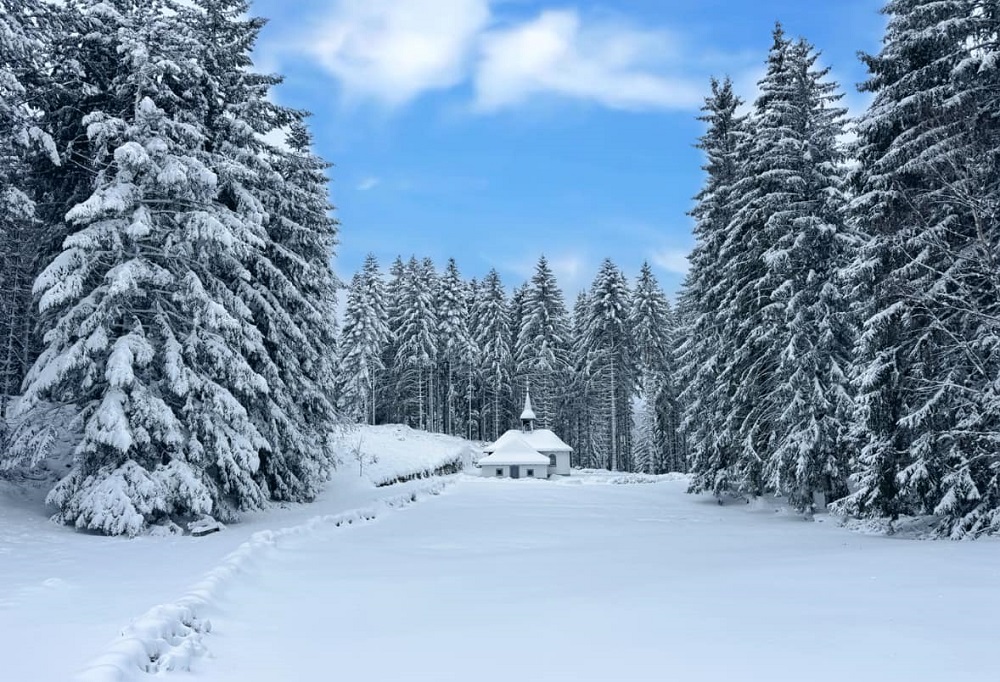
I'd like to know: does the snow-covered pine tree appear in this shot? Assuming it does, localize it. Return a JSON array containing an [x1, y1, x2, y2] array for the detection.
[[473, 270, 512, 441], [338, 254, 390, 425], [630, 262, 679, 474], [838, 0, 1000, 536], [631, 405, 656, 476], [759, 38, 855, 513], [180, 0, 339, 502], [464, 277, 482, 440], [3, 2, 125, 472], [0, 0, 46, 419], [392, 257, 438, 430], [421, 257, 442, 431], [567, 291, 596, 468], [380, 256, 407, 424], [19, 0, 274, 535], [707, 25, 838, 500], [508, 282, 529, 427], [436, 258, 476, 436], [259, 119, 341, 498], [678, 77, 746, 496], [580, 259, 636, 471], [26, 0, 121, 354], [660, 301, 689, 472], [515, 256, 570, 430]]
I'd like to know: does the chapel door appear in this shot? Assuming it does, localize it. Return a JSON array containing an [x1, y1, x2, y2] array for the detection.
[[510, 465, 520, 479]]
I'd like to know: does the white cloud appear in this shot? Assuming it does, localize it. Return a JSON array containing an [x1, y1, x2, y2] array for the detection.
[[293, 0, 490, 107], [266, 2, 730, 113], [650, 247, 690, 275], [473, 10, 704, 112], [357, 176, 381, 191]]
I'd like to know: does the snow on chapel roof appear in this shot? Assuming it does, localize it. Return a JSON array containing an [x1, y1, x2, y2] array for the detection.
[[484, 428, 573, 454], [525, 428, 572, 453], [478, 434, 551, 466]]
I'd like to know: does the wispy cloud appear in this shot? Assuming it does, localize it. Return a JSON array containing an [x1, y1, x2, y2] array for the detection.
[[650, 247, 691, 275], [357, 176, 381, 191], [474, 10, 703, 112], [266, 1, 739, 114], [499, 249, 592, 296], [290, 0, 490, 107]]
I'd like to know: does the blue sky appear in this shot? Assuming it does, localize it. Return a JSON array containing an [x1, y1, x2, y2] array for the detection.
[[250, 0, 885, 297]]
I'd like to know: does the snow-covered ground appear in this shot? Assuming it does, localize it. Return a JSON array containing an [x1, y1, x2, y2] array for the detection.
[[3, 433, 1000, 681], [0, 425, 469, 682]]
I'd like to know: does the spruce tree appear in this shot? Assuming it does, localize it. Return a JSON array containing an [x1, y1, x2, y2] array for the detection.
[[567, 291, 596, 467], [515, 256, 570, 429], [714, 25, 798, 498], [760, 38, 855, 513], [630, 262, 680, 474], [436, 259, 476, 436], [473, 270, 512, 441], [380, 256, 406, 424], [183, 0, 340, 501], [0, 0, 56, 423], [580, 260, 636, 471], [678, 77, 746, 496], [338, 254, 390, 425], [19, 0, 271, 534], [16, 0, 339, 533], [392, 258, 438, 430], [838, 0, 1000, 536]]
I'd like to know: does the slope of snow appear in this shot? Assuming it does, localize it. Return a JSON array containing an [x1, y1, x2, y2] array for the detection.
[[339, 424, 479, 486]]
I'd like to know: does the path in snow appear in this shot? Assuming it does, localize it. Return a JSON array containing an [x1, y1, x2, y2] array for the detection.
[[0, 424, 469, 682], [195, 476, 1000, 682], [0, 474, 447, 682]]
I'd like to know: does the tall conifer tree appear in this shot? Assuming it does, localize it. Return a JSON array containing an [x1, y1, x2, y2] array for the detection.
[[515, 256, 570, 429], [474, 270, 512, 441], [838, 0, 1000, 536], [339, 254, 390, 425], [580, 260, 635, 471], [679, 77, 746, 496]]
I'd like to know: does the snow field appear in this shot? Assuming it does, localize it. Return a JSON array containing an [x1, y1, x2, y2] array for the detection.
[[196, 475, 1000, 682]]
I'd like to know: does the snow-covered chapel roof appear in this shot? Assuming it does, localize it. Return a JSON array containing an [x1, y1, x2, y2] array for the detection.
[[484, 428, 573, 455], [478, 434, 551, 466]]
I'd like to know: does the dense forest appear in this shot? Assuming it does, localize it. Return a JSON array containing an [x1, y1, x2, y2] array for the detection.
[[0, 0, 340, 536], [2, 0, 999, 538], [336, 253, 683, 475]]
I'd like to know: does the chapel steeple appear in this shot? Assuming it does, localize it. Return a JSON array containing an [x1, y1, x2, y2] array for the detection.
[[520, 386, 536, 433]]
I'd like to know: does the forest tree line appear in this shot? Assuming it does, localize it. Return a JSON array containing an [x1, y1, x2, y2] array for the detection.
[[337, 2, 1000, 538], [679, 4, 1000, 539], [2, 0, 999, 538], [336, 254, 685, 475]]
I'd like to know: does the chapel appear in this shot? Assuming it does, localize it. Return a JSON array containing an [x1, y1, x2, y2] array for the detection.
[[478, 388, 573, 478]]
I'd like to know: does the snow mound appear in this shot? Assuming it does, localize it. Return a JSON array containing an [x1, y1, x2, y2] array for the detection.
[[557, 470, 691, 485], [75, 480, 451, 682], [338, 424, 477, 487]]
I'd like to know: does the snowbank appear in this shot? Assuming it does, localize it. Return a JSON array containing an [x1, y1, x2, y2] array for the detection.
[[337, 424, 478, 487], [554, 469, 690, 485]]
